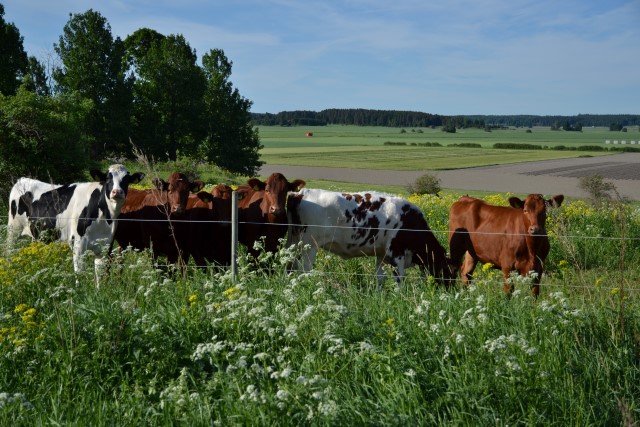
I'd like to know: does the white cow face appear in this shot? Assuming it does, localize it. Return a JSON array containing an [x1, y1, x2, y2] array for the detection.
[[91, 164, 145, 203]]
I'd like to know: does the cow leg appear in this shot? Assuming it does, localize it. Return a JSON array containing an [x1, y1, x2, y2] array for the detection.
[[72, 239, 88, 273], [375, 257, 387, 289], [460, 253, 477, 286], [94, 256, 107, 288], [514, 261, 542, 297], [449, 229, 472, 284], [502, 269, 514, 294], [299, 244, 318, 274]]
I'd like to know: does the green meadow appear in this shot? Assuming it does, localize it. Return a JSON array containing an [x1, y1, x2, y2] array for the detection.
[[257, 125, 624, 170], [1, 126, 639, 425]]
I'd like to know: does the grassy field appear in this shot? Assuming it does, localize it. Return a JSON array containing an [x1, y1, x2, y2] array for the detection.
[[257, 125, 627, 170], [1, 190, 639, 425], [1, 126, 639, 425]]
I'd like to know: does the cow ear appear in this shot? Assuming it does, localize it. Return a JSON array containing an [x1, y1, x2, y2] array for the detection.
[[508, 197, 524, 209], [547, 195, 564, 208], [130, 172, 145, 184], [191, 180, 205, 192], [90, 170, 106, 182], [152, 178, 168, 191], [247, 178, 265, 191], [236, 190, 247, 200], [289, 179, 306, 191], [197, 191, 213, 203]]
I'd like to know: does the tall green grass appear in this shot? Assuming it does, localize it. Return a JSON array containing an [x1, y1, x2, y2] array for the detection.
[[1, 194, 639, 425]]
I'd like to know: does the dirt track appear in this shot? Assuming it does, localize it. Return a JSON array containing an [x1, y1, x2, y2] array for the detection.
[[259, 152, 640, 201]]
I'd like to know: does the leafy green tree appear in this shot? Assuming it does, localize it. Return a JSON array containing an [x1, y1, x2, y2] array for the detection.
[[125, 30, 206, 160], [0, 4, 28, 96], [200, 48, 263, 175], [0, 87, 92, 197], [23, 56, 50, 96], [442, 121, 456, 133], [406, 173, 441, 195], [53, 9, 133, 158]]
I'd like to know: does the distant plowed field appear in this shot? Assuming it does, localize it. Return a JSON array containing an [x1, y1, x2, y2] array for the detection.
[[260, 153, 640, 200]]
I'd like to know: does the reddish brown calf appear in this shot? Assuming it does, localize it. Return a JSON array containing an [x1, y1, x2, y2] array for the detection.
[[176, 184, 235, 268], [113, 172, 204, 266], [236, 173, 305, 257], [448, 194, 563, 296]]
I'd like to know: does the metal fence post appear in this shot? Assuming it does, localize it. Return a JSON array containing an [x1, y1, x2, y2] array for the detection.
[[231, 191, 238, 282]]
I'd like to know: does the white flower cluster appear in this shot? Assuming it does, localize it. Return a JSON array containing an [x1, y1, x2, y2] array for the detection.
[[483, 334, 538, 379], [0, 392, 34, 410]]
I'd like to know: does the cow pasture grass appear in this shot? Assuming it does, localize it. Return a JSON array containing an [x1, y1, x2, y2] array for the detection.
[[257, 125, 619, 170], [1, 192, 639, 425]]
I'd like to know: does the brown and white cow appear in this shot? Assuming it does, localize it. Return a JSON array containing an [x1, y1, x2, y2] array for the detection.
[[286, 188, 453, 287], [236, 173, 306, 257], [112, 172, 204, 266], [448, 194, 564, 296]]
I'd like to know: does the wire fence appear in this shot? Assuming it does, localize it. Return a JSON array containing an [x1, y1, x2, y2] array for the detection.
[[3, 213, 640, 241], [2, 213, 639, 293]]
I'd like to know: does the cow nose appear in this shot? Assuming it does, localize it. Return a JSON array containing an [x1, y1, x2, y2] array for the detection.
[[270, 206, 284, 216], [111, 189, 125, 200], [529, 225, 541, 235], [173, 205, 184, 215]]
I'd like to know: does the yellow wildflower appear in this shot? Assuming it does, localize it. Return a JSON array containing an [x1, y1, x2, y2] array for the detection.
[[223, 287, 240, 299]]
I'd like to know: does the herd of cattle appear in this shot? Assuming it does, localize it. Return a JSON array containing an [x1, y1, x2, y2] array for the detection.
[[6, 163, 564, 294]]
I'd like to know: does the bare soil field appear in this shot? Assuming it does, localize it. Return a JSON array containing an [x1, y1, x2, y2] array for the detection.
[[259, 152, 640, 200]]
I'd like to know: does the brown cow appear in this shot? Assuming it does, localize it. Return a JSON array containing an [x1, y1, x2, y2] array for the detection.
[[236, 173, 306, 257], [175, 184, 235, 268], [113, 172, 204, 266], [448, 194, 564, 296]]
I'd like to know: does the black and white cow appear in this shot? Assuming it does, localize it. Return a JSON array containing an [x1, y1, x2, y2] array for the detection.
[[7, 164, 145, 284], [286, 188, 453, 287]]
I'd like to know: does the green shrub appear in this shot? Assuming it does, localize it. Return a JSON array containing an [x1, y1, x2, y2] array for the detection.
[[406, 173, 441, 195]]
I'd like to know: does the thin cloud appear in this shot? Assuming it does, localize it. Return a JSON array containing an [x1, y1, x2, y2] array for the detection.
[[3, 0, 639, 114]]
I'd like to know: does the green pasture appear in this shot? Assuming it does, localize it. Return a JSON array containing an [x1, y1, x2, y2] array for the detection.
[[1, 192, 639, 425], [256, 125, 623, 170]]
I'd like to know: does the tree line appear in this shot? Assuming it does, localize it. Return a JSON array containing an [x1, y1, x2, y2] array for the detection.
[[251, 109, 447, 128], [252, 110, 640, 130], [0, 5, 262, 193]]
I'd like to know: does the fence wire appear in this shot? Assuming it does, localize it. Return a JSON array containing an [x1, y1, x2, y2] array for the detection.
[[1, 213, 638, 293], [2, 213, 639, 242]]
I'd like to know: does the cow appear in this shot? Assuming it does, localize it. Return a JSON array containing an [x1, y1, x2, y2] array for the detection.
[[448, 194, 564, 296], [112, 172, 205, 267], [7, 164, 145, 284], [286, 188, 453, 288], [175, 183, 235, 268], [236, 173, 306, 257]]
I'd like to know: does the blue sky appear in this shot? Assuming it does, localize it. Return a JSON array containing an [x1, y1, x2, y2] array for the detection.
[[4, 0, 639, 115]]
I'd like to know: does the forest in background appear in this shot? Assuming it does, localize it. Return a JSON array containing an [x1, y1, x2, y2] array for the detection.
[[251, 109, 640, 130]]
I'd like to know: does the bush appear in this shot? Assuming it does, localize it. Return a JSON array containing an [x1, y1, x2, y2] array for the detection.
[[0, 88, 93, 203], [493, 143, 541, 150], [578, 174, 617, 206], [449, 143, 482, 148], [406, 173, 441, 195]]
